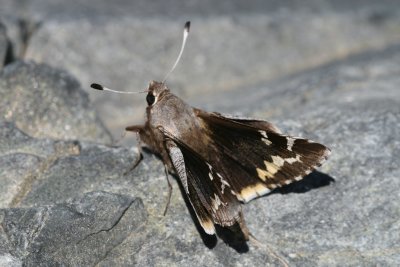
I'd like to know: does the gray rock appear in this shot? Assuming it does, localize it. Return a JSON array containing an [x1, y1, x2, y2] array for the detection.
[[14, 1, 400, 140], [0, 22, 8, 69], [0, 15, 40, 63], [243, 99, 400, 266], [194, 43, 400, 119], [0, 121, 82, 208], [1, 0, 400, 20], [194, 44, 400, 266], [18, 141, 145, 208], [0, 61, 111, 143], [0, 1, 399, 266], [0, 121, 287, 266], [0, 153, 41, 208], [0, 191, 146, 266], [1, 45, 399, 265]]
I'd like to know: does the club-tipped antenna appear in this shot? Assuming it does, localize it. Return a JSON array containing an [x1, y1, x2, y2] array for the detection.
[[162, 21, 190, 83], [90, 83, 147, 94]]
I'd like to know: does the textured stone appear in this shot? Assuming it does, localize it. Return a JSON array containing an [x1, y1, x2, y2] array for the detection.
[[197, 44, 400, 266], [0, 61, 111, 142], [1, 47, 399, 264], [0, 23, 7, 69], [193, 43, 400, 118], [0, 15, 40, 63], [15, 1, 400, 140], [0, 191, 147, 266], [0, 153, 41, 208], [0, 121, 81, 208], [0, 1, 399, 266]]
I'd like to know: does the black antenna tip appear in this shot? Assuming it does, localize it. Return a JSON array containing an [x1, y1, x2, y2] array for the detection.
[[184, 21, 190, 32], [91, 83, 103, 90]]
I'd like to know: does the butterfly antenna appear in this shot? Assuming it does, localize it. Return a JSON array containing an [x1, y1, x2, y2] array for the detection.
[[90, 83, 147, 94], [162, 21, 190, 83]]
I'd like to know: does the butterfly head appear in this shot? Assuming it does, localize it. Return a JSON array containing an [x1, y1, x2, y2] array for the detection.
[[146, 81, 170, 106]]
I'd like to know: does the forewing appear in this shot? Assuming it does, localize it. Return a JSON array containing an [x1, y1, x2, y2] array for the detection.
[[210, 112, 282, 133], [164, 138, 242, 234], [196, 110, 331, 202]]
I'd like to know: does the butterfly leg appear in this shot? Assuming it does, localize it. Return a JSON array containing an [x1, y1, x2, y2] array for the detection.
[[123, 144, 143, 176], [125, 125, 144, 132], [123, 125, 145, 175], [126, 125, 175, 215]]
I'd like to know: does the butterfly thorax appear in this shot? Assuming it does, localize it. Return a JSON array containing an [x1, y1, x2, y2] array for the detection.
[[145, 81, 211, 157]]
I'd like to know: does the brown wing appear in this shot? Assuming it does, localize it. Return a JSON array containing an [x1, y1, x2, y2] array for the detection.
[[164, 137, 243, 235], [196, 110, 331, 202]]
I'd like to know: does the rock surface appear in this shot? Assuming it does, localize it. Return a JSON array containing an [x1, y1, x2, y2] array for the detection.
[[0, 1, 399, 266], [0, 23, 8, 69], [3, 0, 398, 138], [0, 191, 146, 266], [0, 61, 111, 143]]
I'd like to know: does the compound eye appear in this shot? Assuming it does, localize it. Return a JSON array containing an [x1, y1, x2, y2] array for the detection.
[[146, 93, 155, 106]]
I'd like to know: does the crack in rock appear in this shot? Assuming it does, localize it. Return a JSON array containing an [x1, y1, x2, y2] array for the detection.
[[75, 199, 134, 246], [9, 141, 81, 207]]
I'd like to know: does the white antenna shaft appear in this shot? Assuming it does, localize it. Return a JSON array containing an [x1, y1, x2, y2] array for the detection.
[[162, 21, 190, 83], [90, 83, 147, 94]]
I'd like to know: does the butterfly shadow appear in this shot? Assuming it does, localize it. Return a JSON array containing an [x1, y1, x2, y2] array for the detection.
[[140, 148, 248, 251], [173, 176, 217, 248], [173, 173, 249, 252], [144, 148, 334, 252], [269, 170, 335, 195], [176, 170, 334, 252]]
